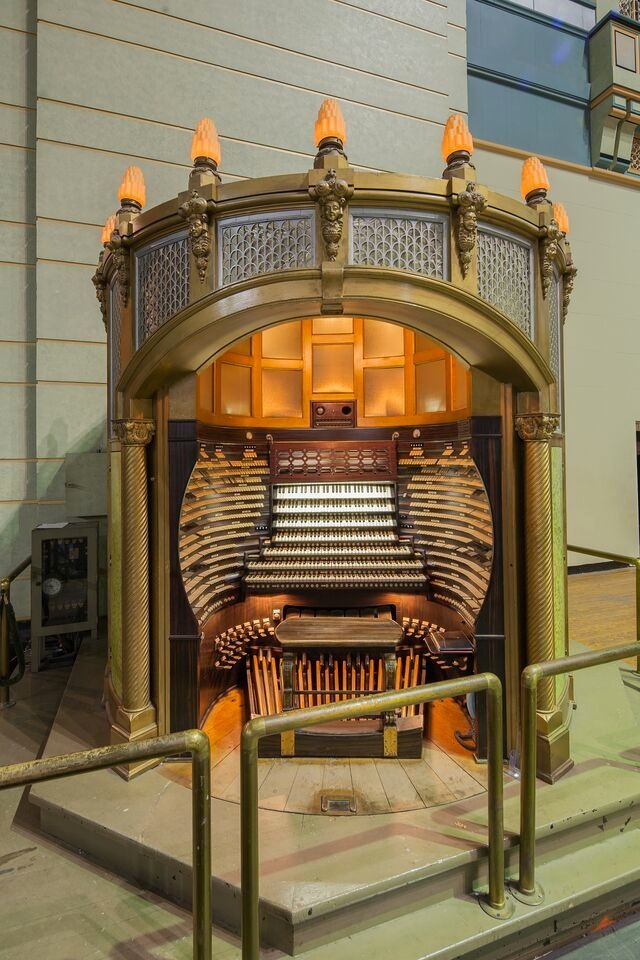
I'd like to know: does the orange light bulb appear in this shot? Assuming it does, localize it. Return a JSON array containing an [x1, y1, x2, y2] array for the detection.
[[521, 157, 550, 202], [314, 98, 347, 148], [101, 213, 117, 246], [441, 114, 473, 163], [552, 201, 569, 234], [117, 165, 146, 208], [191, 117, 221, 166]]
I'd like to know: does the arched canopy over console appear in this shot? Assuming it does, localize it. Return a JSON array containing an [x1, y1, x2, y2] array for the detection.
[[96, 108, 575, 780]]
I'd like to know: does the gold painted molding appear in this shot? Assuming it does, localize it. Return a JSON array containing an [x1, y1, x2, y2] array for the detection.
[[117, 268, 555, 405]]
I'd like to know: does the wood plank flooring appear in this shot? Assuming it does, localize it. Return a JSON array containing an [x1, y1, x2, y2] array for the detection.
[[162, 688, 486, 814]]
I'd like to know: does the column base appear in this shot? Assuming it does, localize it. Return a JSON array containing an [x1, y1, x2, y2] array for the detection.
[[110, 703, 159, 780], [535, 682, 574, 783]]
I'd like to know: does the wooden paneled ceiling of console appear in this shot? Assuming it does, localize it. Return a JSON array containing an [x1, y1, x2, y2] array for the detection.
[[197, 317, 470, 428]]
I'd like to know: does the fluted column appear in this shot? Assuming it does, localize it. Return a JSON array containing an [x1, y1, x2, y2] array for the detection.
[[515, 413, 560, 711], [112, 419, 157, 759]]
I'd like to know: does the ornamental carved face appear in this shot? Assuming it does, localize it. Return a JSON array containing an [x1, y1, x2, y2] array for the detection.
[[324, 198, 342, 222], [461, 205, 477, 233]]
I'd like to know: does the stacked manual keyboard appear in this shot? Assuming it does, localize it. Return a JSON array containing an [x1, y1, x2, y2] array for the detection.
[[245, 482, 427, 591]]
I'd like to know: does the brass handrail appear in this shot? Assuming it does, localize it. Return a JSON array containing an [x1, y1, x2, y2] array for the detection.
[[0, 554, 31, 708], [516, 642, 640, 905], [568, 544, 640, 673], [0, 730, 212, 959], [240, 672, 511, 960]]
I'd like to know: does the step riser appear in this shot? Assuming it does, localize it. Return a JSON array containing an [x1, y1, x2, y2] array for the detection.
[[33, 794, 640, 956]]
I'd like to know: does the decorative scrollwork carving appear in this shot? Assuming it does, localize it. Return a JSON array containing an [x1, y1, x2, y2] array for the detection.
[[114, 419, 156, 446], [540, 218, 561, 299], [562, 263, 577, 322], [108, 230, 130, 307], [309, 168, 353, 261], [453, 182, 486, 277], [91, 253, 108, 331], [515, 413, 560, 442], [178, 190, 210, 284]]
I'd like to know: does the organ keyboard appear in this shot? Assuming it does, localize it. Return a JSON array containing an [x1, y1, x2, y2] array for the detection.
[[245, 482, 427, 592]]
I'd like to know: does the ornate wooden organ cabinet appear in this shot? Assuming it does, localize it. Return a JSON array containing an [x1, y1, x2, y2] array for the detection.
[[176, 408, 495, 758], [98, 104, 576, 779]]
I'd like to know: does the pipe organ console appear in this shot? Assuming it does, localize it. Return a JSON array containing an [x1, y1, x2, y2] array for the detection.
[[179, 432, 494, 758]]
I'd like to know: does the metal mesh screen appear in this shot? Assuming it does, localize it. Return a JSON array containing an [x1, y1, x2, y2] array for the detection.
[[219, 214, 314, 286], [477, 229, 533, 337], [351, 213, 446, 278], [136, 234, 189, 343]]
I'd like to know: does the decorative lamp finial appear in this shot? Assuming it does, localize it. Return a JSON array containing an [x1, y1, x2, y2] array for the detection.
[[191, 117, 221, 172], [521, 157, 550, 206], [552, 201, 569, 234], [442, 114, 473, 164], [117, 165, 146, 211], [101, 213, 117, 246], [314, 99, 347, 165]]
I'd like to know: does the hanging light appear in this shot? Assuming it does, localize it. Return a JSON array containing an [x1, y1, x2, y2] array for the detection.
[[552, 201, 569, 234], [314, 98, 347, 150], [101, 213, 117, 246], [521, 157, 550, 206], [441, 113, 474, 166], [117, 165, 146, 210], [191, 117, 221, 169]]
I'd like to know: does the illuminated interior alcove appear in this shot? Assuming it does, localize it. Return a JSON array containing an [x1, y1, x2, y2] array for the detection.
[[196, 317, 471, 428]]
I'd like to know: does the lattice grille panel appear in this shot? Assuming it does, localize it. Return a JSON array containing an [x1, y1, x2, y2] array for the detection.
[[477, 230, 532, 337], [109, 279, 122, 437], [137, 234, 189, 343], [351, 214, 446, 278], [271, 441, 396, 481], [548, 272, 561, 381], [219, 215, 313, 286]]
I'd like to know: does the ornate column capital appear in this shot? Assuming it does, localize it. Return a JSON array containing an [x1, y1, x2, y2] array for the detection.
[[515, 413, 560, 442], [309, 168, 354, 261], [114, 419, 155, 446]]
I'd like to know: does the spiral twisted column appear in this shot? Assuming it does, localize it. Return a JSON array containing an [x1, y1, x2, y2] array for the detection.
[[515, 413, 560, 712], [113, 419, 156, 725]]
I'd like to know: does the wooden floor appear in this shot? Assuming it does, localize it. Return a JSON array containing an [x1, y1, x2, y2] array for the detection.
[[162, 569, 636, 815], [568, 567, 636, 660], [163, 688, 488, 814]]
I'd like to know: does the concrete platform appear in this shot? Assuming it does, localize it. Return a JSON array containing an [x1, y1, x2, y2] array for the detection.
[[29, 638, 640, 957]]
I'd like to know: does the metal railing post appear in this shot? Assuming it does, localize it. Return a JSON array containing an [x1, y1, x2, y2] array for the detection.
[[240, 672, 512, 960], [515, 642, 640, 905], [0, 730, 212, 960]]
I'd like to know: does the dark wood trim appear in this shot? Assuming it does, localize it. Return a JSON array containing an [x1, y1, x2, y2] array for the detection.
[[168, 418, 199, 731]]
